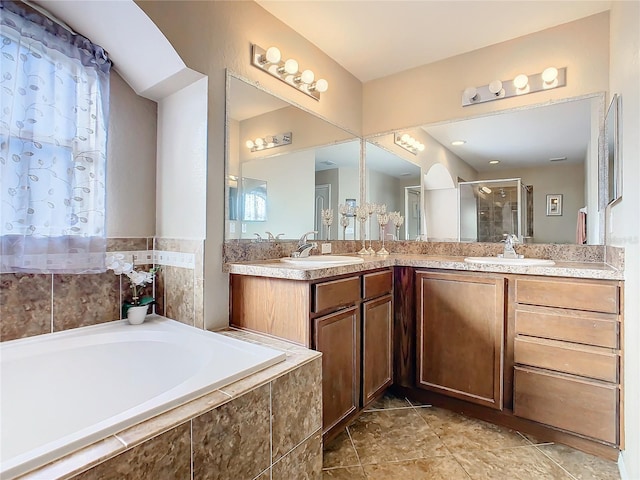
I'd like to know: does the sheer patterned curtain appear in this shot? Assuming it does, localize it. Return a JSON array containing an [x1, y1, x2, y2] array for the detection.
[[0, 0, 111, 273]]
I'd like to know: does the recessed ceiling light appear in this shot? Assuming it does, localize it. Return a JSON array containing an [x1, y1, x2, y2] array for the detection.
[[489, 160, 500, 165], [451, 140, 466, 146]]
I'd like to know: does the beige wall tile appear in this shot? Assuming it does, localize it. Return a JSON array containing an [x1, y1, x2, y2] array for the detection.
[[53, 272, 120, 331], [272, 357, 322, 461], [193, 384, 271, 480], [71, 423, 191, 480], [164, 266, 195, 326], [0, 273, 52, 341]]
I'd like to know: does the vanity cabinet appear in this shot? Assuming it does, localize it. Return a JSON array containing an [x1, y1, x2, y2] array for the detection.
[[230, 268, 393, 440], [512, 276, 622, 445], [415, 271, 505, 410]]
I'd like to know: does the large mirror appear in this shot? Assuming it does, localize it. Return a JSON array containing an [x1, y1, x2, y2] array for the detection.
[[368, 94, 603, 245], [225, 73, 359, 241]]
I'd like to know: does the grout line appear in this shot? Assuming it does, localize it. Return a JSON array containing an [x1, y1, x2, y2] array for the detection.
[[533, 444, 580, 480], [363, 405, 418, 412], [190, 420, 194, 480], [345, 426, 364, 470], [516, 430, 554, 447], [272, 427, 322, 468], [269, 383, 273, 469], [113, 434, 128, 448]]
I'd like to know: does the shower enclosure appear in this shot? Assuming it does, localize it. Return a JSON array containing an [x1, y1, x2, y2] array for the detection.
[[459, 178, 533, 243]]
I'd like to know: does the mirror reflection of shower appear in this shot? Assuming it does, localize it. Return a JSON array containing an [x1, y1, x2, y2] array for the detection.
[[459, 178, 533, 243], [405, 186, 421, 240]]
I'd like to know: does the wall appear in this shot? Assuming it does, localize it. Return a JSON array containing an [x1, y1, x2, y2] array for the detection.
[[425, 188, 458, 241], [315, 168, 340, 240], [363, 12, 610, 135], [242, 150, 316, 239], [607, 1, 640, 478], [138, 0, 364, 330], [156, 77, 208, 240], [1, 71, 158, 342], [107, 70, 157, 237], [478, 163, 585, 244]]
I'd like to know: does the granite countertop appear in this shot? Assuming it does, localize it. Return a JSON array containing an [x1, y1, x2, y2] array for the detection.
[[224, 253, 624, 281]]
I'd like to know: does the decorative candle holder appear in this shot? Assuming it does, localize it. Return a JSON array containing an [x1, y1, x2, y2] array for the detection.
[[321, 208, 334, 240], [355, 205, 369, 255], [339, 203, 354, 240], [366, 203, 377, 254], [390, 211, 404, 241], [377, 213, 390, 255]]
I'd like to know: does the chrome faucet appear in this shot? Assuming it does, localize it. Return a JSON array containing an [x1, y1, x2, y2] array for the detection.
[[501, 234, 520, 259], [266, 231, 275, 242], [291, 231, 318, 258]]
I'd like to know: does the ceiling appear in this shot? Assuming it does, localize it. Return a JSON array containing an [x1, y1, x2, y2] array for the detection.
[[256, 1, 611, 83], [252, 1, 608, 173]]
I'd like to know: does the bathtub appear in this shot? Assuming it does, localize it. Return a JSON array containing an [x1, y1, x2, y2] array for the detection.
[[0, 316, 287, 479]]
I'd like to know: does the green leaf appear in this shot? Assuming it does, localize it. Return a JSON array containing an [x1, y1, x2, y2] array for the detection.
[[138, 296, 155, 306]]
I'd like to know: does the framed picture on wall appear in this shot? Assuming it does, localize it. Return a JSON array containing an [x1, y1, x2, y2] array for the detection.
[[546, 194, 563, 216]]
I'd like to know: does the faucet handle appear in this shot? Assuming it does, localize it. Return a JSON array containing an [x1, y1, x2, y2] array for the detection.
[[265, 231, 275, 242], [275, 233, 285, 240], [299, 230, 318, 245], [253, 233, 263, 242]]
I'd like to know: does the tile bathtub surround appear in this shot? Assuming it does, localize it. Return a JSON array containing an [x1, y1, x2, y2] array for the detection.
[[322, 392, 621, 480], [224, 239, 608, 264], [18, 329, 322, 480], [0, 237, 154, 342], [153, 237, 204, 329]]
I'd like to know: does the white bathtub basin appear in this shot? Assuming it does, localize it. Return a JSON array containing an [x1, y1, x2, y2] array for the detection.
[[280, 255, 364, 266], [464, 256, 556, 266]]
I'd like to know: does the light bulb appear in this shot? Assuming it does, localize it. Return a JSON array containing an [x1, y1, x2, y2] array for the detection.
[[255, 137, 265, 146], [245, 140, 255, 149], [542, 67, 558, 84], [417, 143, 425, 152], [283, 58, 298, 74], [488, 80, 503, 95], [314, 78, 328, 92], [463, 86, 478, 101], [300, 69, 314, 84], [514, 74, 529, 89], [264, 46, 281, 64], [401, 134, 410, 143]]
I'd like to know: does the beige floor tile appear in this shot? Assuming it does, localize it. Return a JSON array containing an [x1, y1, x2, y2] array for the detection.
[[362, 456, 471, 480], [323, 429, 360, 469], [454, 447, 575, 479], [537, 444, 621, 480], [322, 466, 367, 479], [364, 391, 412, 411], [348, 408, 450, 464], [416, 406, 531, 453]]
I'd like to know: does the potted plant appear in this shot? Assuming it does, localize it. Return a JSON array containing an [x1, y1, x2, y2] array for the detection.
[[105, 253, 160, 325]]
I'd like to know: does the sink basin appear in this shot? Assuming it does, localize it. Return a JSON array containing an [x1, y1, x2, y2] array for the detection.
[[464, 256, 556, 266], [280, 255, 365, 266]]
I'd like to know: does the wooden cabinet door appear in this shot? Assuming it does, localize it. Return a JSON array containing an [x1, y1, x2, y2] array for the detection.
[[416, 271, 505, 410], [314, 306, 360, 434], [362, 294, 393, 407]]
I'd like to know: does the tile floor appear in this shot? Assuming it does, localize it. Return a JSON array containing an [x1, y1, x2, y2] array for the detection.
[[322, 392, 621, 480]]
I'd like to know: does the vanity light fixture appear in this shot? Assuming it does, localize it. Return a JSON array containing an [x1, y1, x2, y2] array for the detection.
[[246, 132, 292, 152], [251, 43, 329, 100], [394, 133, 425, 155], [462, 67, 566, 107]]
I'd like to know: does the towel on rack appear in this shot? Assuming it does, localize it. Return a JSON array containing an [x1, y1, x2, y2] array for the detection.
[[576, 211, 587, 244]]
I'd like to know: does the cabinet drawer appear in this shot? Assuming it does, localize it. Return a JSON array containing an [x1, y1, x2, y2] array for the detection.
[[515, 305, 619, 348], [514, 278, 619, 314], [363, 270, 393, 300], [514, 366, 618, 444], [313, 276, 361, 313], [514, 336, 618, 382]]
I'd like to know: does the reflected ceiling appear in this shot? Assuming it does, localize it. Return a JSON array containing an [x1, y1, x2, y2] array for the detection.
[[422, 98, 593, 173]]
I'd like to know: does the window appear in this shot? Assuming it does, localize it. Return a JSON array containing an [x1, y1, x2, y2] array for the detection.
[[0, 1, 111, 273]]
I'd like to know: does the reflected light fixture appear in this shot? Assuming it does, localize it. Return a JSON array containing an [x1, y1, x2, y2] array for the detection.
[[451, 140, 466, 146], [395, 133, 425, 155], [489, 160, 501, 165], [251, 44, 329, 100], [462, 67, 566, 106], [246, 132, 292, 152], [480, 186, 492, 194]]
